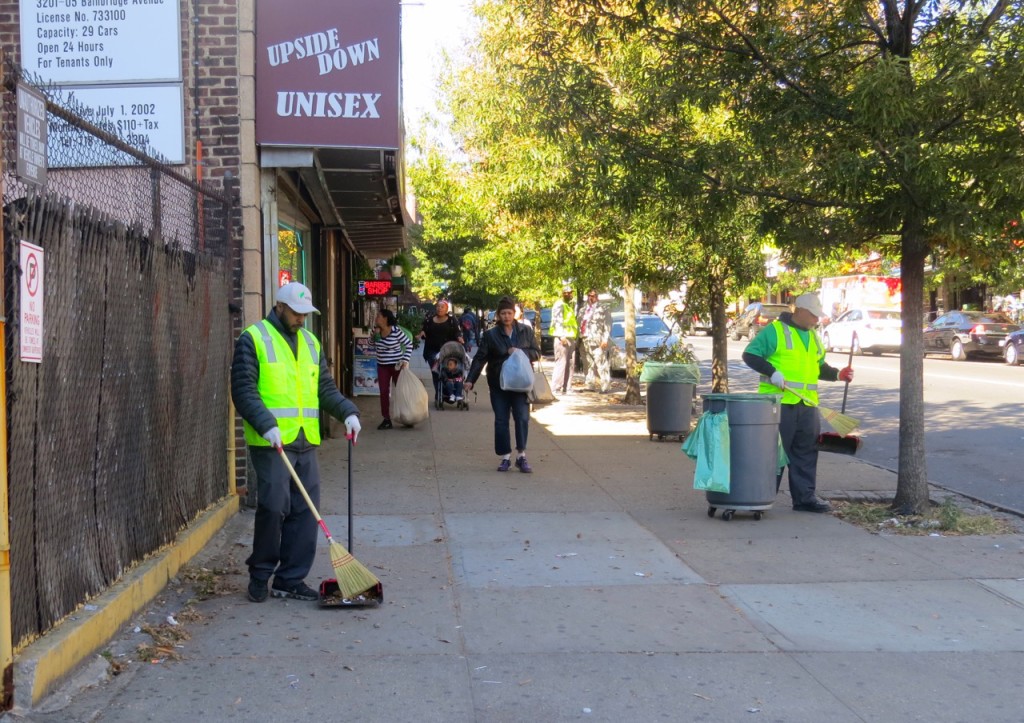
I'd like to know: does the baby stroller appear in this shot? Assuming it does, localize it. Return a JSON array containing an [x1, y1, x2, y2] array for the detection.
[[433, 341, 470, 411]]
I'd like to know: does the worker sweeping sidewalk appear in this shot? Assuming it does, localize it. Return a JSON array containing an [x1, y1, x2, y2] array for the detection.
[[231, 282, 363, 603], [741, 292, 854, 513]]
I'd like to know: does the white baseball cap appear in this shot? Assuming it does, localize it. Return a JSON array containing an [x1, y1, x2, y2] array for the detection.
[[794, 292, 824, 318], [276, 282, 319, 314]]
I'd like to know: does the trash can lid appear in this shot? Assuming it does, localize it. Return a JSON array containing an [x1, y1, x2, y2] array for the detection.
[[702, 392, 781, 402]]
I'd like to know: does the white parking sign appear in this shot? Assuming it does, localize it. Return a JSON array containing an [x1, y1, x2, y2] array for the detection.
[[20, 241, 44, 363]]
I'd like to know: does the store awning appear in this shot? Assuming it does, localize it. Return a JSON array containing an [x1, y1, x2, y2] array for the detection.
[[263, 145, 408, 259], [254, 0, 407, 260]]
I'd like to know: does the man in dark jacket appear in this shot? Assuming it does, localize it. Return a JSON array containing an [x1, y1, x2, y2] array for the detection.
[[231, 282, 361, 603], [465, 296, 541, 472]]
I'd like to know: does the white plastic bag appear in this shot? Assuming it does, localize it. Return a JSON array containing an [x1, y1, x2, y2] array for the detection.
[[500, 348, 534, 392], [391, 370, 429, 427]]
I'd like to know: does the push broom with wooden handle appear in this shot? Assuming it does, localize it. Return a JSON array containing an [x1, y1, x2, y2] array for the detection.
[[276, 447, 380, 599]]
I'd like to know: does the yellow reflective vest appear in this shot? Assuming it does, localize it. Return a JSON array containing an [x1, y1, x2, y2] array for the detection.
[[757, 319, 824, 405], [549, 299, 578, 339], [242, 320, 322, 447]]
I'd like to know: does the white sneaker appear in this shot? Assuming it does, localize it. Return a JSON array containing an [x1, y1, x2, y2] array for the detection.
[[455, 395, 464, 401], [449, 395, 456, 403]]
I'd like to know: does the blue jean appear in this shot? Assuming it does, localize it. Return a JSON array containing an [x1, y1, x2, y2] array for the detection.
[[488, 386, 530, 455]]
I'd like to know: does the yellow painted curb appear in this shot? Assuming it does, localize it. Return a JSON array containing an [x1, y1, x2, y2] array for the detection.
[[14, 495, 239, 708]]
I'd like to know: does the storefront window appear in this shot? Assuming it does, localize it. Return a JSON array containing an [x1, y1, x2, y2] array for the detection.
[[278, 224, 305, 286]]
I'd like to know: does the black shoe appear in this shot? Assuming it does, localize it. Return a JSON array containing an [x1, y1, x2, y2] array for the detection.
[[377, 419, 393, 430], [793, 500, 832, 513], [270, 581, 318, 601], [247, 577, 268, 603]]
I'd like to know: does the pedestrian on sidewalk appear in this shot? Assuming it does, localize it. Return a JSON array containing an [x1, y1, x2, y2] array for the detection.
[[373, 308, 412, 430], [579, 289, 611, 393], [231, 282, 362, 603], [465, 296, 541, 473], [549, 284, 578, 395], [741, 292, 853, 513], [419, 299, 463, 390]]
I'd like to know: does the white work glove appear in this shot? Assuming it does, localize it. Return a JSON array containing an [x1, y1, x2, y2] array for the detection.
[[769, 371, 785, 389], [344, 415, 361, 444], [262, 426, 283, 449]]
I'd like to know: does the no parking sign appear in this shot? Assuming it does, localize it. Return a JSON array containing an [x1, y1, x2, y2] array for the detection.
[[20, 240, 44, 363]]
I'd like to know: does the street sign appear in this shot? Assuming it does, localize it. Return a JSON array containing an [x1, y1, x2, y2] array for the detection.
[[19, 241, 44, 363], [16, 83, 47, 186]]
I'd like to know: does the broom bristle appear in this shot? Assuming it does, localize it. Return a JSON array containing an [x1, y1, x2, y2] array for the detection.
[[329, 541, 380, 599], [820, 407, 860, 436]]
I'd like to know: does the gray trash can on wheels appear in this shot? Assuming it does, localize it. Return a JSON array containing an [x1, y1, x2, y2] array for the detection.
[[702, 393, 781, 521], [640, 362, 700, 442]]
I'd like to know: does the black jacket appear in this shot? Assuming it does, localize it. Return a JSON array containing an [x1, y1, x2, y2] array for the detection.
[[231, 309, 359, 450], [467, 322, 541, 390]]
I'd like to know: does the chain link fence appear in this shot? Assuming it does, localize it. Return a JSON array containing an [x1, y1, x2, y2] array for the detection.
[[2, 60, 237, 647]]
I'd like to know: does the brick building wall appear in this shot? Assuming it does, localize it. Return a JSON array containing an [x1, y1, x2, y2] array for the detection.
[[1, 0, 252, 490]]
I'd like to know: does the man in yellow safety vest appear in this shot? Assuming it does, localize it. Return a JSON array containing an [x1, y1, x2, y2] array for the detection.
[[742, 292, 853, 513], [549, 284, 578, 395], [232, 282, 361, 603]]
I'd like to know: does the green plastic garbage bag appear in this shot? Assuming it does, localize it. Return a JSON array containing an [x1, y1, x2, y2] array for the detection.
[[639, 361, 700, 384], [776, 433, 789, 471], [682, 411, 731, 493]]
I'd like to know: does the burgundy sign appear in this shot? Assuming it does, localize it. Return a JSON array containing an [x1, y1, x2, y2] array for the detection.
[[255, 0, 400, 149]]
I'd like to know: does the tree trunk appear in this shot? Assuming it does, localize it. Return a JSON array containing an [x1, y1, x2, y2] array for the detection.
[[709, 269, 729, 393], [623, 276, 642, 404], [892, 223, 930, 514]]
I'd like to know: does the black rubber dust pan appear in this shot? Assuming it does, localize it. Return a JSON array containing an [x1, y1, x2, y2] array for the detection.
[[817, 346, 861, 456]]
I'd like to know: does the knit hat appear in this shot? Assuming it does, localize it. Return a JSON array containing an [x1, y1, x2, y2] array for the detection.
[[496, 296, 516, 313]]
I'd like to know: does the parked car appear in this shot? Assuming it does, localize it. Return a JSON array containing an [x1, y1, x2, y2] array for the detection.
[[821, 308, 902, 355], [731, 302, 791, 341], [1001, 328, 1024, 365], [609, 312, 678, 372], [538, 307, 554, 355], [922, 310, 1020, 361]]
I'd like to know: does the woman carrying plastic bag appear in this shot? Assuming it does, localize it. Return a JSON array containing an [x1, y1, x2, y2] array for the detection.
[[391, 367, 430, 426], [465, 296, 541, 473]]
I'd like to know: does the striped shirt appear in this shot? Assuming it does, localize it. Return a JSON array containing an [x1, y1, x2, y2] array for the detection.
[[375, 326, 412, 365]]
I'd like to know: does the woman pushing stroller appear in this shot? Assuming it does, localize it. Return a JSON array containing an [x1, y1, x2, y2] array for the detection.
[[419, 300, 463, 393]]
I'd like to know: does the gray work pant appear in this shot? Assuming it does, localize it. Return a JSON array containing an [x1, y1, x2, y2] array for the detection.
[[550, 338, 576, 393], [246, 446, 320, 586], [777, 402, 820, 506]]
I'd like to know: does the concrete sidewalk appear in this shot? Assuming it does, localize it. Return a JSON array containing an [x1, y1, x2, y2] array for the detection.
[[10, 356, 1024, 722]]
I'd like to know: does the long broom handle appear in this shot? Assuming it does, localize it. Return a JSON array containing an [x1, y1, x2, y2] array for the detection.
[[840, 343, 854, 414], [777, 385, 818, 409], [347, 438, 353, 552], [276, 447, 335, 542]]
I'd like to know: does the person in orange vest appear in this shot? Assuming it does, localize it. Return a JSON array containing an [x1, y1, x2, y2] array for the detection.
[[742, 292, 853, 513], [232, 282, 361, 602]]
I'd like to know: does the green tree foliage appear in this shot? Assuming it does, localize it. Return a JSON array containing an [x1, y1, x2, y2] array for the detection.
[[442, 0, 774, 397], [533, 0, 1024, 513]]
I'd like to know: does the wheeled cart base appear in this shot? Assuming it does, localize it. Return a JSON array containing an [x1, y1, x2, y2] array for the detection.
[[707, 504, 772, 521]]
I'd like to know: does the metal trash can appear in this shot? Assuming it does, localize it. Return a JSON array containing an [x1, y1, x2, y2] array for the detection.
[[640, 362, 700, 441], [701, 393, 781, 521]]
